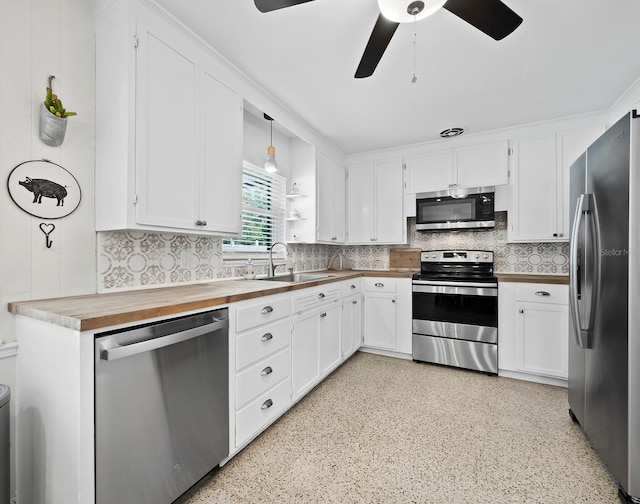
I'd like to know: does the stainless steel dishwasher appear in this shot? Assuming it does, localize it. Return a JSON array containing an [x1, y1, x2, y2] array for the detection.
[[95, 308, 229, 504]]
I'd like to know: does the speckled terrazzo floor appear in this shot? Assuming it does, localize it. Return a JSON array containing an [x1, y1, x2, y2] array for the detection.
[[177, 352, 619, 504]]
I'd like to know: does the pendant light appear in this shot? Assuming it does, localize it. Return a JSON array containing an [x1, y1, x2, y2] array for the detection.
[[264, 113, 278, 173]]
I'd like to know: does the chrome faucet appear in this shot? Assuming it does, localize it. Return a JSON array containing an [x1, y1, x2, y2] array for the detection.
[[268, 242, 289, 277]]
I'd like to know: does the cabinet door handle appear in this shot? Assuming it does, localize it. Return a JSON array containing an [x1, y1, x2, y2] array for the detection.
[[352, 300, 358, 305], [535, 291, 551, 297], [553, 233, 564, 238], [519, 309, 524, 314], [261, 399, 273, 410], [261, 332, 273, 342], [261, 306, 274, 314], [375, 282, 384, 288], [318, 293, 325, 299], [350, 284, 356, 289], [195, 220, 207, 226], [261, 366, 273, 376], [320, 313, 327, 318]]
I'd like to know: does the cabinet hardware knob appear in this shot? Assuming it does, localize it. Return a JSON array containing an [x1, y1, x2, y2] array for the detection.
[[318, 293, 325, 299], [261, 366, 273, 376], [320, 313, 327, 318], [535, 291, 551, 296], [350, 284, 356, 289], [519, 309, 524, 314], [332, 237, 337, 241], [392, 299, 396, 303], [370, 238, 375, 241], [261, 333, 273, 342], [261, 399, 273, 410], [352, 300, 358, 305], [195, 220, 207, 226], [261, 306, 274, 314], [375, 282, 384, 288]]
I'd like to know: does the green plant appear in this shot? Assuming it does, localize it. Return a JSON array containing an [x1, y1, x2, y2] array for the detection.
[[44, 75, 76, 118]]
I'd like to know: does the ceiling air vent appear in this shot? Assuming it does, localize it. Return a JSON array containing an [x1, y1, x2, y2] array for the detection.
[[439, 127, 465, 138]]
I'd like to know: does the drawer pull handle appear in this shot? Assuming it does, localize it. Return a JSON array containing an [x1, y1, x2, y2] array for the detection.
[[261, 306, 274, 314], [261, 399, 273, 410], [261, 366, 273, 376], [318, 293, 325, 299], [375, 282, 384, 288], [261, 333, 273, 342], [535, 291, 551, 296]]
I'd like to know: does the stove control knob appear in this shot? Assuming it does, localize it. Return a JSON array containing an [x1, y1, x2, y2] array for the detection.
[[431, 254, 437, 259], [483, 254, 489, 259], [474, 254, 480, 259]]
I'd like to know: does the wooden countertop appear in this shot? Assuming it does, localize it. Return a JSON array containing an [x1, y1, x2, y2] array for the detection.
[[8, 269, 417, 332], [495, 273, 569, 285]]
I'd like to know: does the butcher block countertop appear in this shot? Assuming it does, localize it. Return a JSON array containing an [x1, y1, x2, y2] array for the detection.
[[8, 269, 416, 332], [495, 273, 569, 285]]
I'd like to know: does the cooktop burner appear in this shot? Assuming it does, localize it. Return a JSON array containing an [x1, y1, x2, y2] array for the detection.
[[413, 250, 496, 283]]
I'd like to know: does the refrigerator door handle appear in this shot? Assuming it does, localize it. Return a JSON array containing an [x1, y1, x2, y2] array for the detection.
[[570, 194, 586, 348], [585, 193, 602, 341]]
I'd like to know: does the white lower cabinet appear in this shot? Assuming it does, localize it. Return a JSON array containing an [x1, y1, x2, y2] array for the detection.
[[231, 293, 292, 449], [362, 277, 412, 355], [342, 294, 362, 359], [498, 281, 569, 384], [291, 287, 342, 400]]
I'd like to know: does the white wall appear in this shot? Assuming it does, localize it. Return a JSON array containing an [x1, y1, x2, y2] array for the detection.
[[0, 0, 97, 345]]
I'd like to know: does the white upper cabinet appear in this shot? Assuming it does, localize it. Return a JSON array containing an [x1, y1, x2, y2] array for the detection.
[[316, 153, 346, 244], [347, 157, 404, 244], [287, 144, 346, 244], [96, 0, 242, 235], [405, 140, 509, 194], [509, 125, 604, 242]]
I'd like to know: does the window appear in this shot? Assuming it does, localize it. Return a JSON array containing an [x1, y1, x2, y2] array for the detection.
[[223, 162, 285, 254]]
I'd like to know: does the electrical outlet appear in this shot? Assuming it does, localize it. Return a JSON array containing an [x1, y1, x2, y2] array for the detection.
[[180, 251, 189, 269]]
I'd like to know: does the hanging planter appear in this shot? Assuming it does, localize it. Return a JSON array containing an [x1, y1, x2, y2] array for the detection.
[[38, 75, 76, 147]]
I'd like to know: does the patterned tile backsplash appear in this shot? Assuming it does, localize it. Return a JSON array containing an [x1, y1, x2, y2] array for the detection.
[[97, 212, 568, 291]]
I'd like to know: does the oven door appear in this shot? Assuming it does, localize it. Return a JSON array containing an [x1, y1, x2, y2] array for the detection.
[[412, 283, 498, 343]]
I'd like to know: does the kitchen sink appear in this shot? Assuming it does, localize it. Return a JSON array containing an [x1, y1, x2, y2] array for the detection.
[[255, 273, 329, 283]]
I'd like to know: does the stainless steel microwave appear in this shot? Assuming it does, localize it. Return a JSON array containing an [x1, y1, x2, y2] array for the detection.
[[415, 187, 495, 231]]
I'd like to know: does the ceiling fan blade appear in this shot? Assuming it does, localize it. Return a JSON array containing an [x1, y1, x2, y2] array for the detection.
[[355, 14, 400, 79], [442, 0, 523, 40], [254, 0, 316, 13]]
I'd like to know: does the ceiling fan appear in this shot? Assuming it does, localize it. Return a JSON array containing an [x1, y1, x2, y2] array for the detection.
[[254, 0, 523, 78]]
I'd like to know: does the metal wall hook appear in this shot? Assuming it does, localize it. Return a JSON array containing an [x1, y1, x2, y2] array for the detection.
[[39, 222, 55, 248]]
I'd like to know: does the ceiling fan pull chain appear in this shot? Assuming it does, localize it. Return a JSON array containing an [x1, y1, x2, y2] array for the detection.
[[411, 16, 418, 84]]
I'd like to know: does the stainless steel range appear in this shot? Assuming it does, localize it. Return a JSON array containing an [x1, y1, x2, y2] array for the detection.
[[412, 250, 498, 374]]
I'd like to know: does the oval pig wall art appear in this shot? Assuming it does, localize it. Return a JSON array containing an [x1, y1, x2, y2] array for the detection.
[[7, 159, 81, 219]]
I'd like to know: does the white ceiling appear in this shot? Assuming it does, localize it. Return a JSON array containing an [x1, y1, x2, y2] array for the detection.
[[154, 0, 640, 155]]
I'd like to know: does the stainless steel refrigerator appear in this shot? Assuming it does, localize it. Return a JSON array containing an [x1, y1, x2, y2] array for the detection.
[[569, 111, 640, 503]]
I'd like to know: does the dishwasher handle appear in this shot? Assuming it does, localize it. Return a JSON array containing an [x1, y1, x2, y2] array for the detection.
[[101, 318, 229, 361]]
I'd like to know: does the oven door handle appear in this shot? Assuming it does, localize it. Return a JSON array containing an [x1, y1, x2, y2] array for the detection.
[[412, 280, 497, 288], [412, 284, 498, 297]]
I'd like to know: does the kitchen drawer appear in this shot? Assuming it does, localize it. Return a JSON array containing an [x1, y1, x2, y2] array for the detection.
[[341, 279, 362, 297], [236, 318, 291, 371], [236, 295, 291, 332], [236, 348, 291, 409], [292, 287, 340, 313], [236, 377, 291, 447], [515, 283, 568, 304], [364, 277, 396, 293]]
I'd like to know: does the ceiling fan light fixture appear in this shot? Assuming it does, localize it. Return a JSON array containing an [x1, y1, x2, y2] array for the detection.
[[378, 0, 447, 23]]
